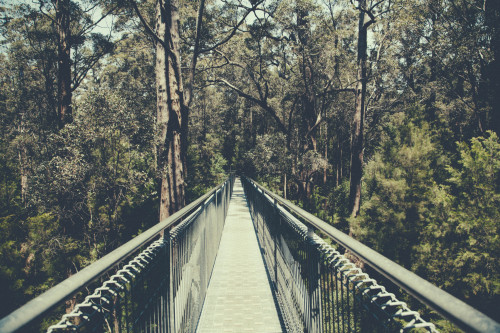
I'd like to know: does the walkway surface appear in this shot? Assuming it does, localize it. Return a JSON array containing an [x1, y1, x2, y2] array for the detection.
[[196, 178, 283, 333]]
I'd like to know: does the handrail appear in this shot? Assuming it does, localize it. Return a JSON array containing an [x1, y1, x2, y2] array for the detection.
[[0, 178, 231, 333], [245, 177, 500, 333]]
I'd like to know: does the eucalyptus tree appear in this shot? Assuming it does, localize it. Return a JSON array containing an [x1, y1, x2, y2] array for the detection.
[[350, 0, 500, 322], [0, 1, 119, 316], [210, 1, 322, 198], [3, 0, 116, 248], [37, 0, 116, 128], [129, 0, 264, 219], [389, 0, 500, 142], [348, 0, 390, 218]]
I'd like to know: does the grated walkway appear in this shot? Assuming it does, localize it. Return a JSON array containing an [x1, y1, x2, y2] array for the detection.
[[196, 178, 283, 333]]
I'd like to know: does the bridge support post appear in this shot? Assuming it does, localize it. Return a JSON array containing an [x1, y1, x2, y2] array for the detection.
[[307, 226, 322, 333], [273, 198, 279, 289], [168, 228, 175, 333]]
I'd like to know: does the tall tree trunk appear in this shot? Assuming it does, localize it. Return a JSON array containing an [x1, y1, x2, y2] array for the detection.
[[157, 0, 186, 221], [17, 72, 29, 205], [349, 0, 369, 219], [283, 173, 287, 199], [19, 149, 28, 205], [43, 61, 57, 128], [54, 0, 72, 128], [336, 139, 342, 187], [486, 0, 500, 136], [166, 0, 186, 215], [468, 62, 485, 134], [297, 7, 318, 152], [156, 1, 169, 221]]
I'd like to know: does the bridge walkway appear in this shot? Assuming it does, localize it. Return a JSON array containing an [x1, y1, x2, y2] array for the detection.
[[196, 178, 283, 333]]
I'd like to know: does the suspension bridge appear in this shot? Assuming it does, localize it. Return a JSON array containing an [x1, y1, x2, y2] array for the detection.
[[0, 175, 498, 332]]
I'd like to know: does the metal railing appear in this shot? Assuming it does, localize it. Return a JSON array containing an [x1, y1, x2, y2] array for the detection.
[[0, 175, 235, 333], [242, 177, 500, 333]]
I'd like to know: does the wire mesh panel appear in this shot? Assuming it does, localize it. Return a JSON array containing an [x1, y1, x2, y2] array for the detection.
[[47, 239, 170, 332], [169, 188, 228, 333], [242, 177, 436, 333], [43, 178, 234, 333]]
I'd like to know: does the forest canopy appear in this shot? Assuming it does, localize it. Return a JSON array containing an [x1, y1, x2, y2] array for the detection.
[[0, 0, 499, 329]]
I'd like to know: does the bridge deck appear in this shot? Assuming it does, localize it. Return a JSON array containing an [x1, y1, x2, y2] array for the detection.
[[196, 178, 283, 333]]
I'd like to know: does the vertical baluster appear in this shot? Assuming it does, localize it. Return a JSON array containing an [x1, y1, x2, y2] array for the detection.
[[168, 231, 175, 333], [322, 265, 327, 333], [353, 276, 357, 332], [328, 264, 334, 333], [335, 267, 340, 333], [347, 270, 351, 333], [274, 211, 279, 287]]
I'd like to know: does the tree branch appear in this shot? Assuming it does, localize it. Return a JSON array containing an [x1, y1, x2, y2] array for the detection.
[[77, 4, 120, 37], [186, 0, 206, 107], [213, 49, 249, 72], [37, 1, 56, 25], [212, 78, 288, 134], [305, 113, 325, 139], [130, 0, 165, 48], [369, 0, 384, 12], [316, 88, 356, 98], [199, 0, 264, 54]]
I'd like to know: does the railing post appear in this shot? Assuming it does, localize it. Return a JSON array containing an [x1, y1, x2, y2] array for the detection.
[[273, 198, 279, 288], [307, 226, 322, 333], [256, 187, 261, 236], [167, 227, 176, 333], [202, 199, 208, 312]]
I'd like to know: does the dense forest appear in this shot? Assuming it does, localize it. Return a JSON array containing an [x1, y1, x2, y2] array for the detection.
[[0, 0, 499, 329]]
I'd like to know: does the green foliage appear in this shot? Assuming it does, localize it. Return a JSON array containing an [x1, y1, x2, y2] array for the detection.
[[23, 213, 84, 293], [186, 134, 227, 201], [326, 180, 350, 229], [0, 15, 157, 314], [414, 131, 500, 320], [354, 109, 448, 267], [356, 109, 499, 322], [308, 188, 330, 222], [245, 133, 289, 177], [0, 214, 26, 316]]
